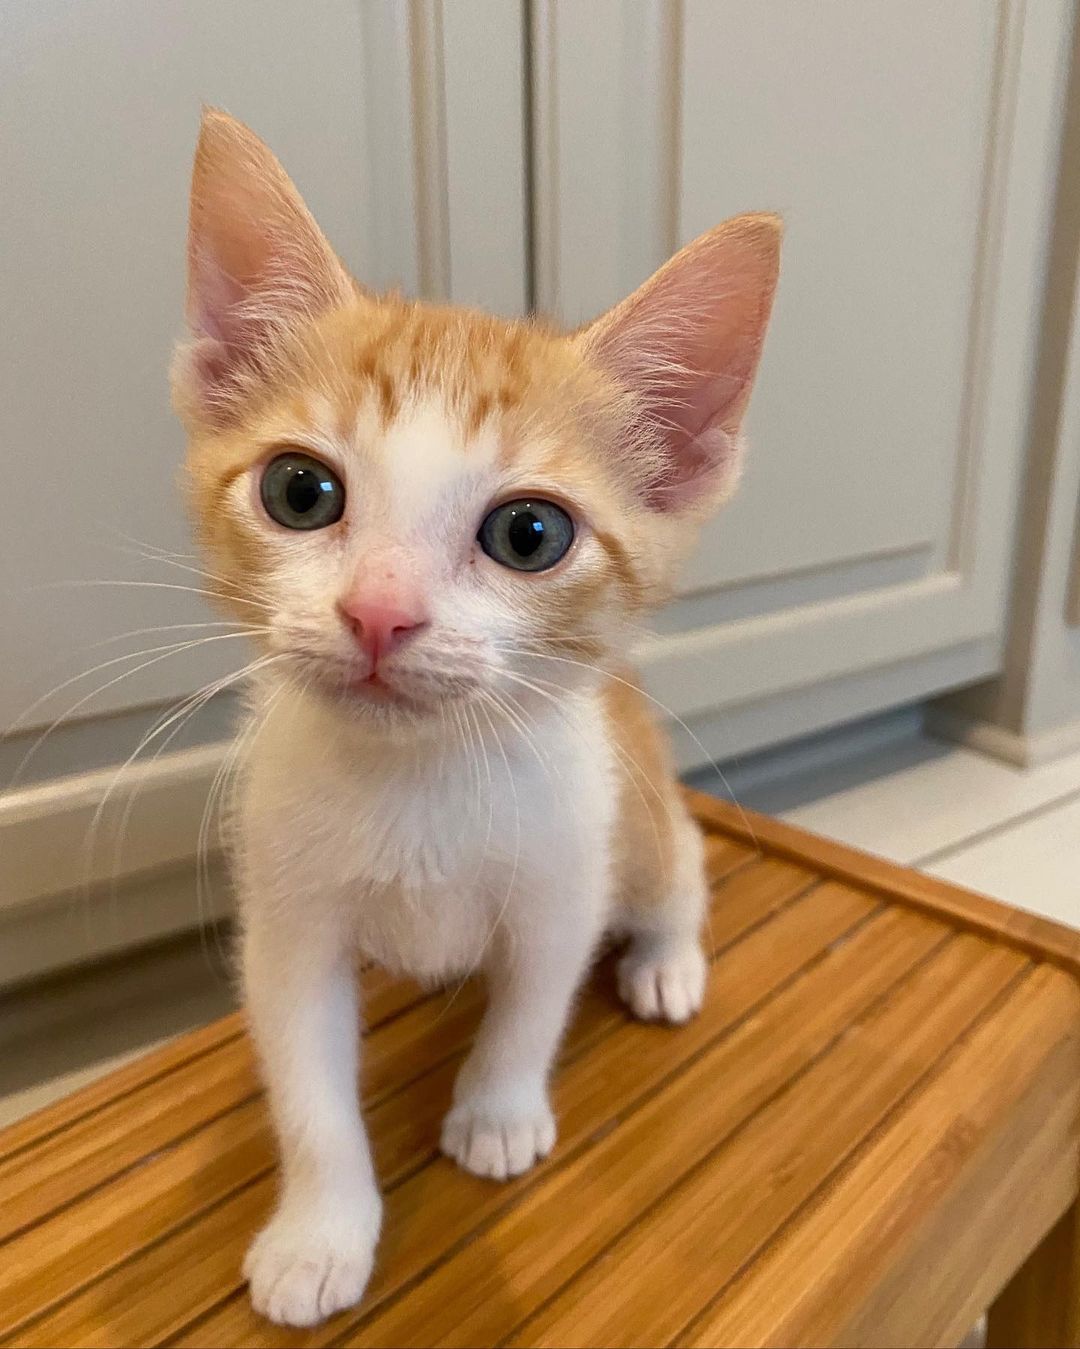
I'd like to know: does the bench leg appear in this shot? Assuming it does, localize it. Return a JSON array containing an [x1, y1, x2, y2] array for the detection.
[[987, 1203, 1080, 1348]]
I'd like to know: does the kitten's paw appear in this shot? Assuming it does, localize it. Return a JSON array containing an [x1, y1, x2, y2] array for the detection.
[[441, 1088, 556, 1180], [243, 1201, 379, 1327], [618, 937, 707, 1024]]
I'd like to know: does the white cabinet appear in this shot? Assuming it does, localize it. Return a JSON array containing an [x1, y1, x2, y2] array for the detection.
[[530, 0, 1072, 757], [2, 0, 1078, 970], [0, 0, 530, 970], [0, 0, 527, 736], [4, 0, 1067, 759]]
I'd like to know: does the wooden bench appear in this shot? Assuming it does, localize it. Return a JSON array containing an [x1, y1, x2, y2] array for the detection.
[[2, 790, 1079, 1347]]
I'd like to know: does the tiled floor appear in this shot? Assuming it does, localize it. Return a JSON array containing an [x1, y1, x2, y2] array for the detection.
[[5, 715, 1080, 1129]]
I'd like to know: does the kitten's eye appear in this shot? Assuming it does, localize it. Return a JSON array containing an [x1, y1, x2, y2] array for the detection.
[[260, 452, 345, 531], [478, 499, 574, 573]]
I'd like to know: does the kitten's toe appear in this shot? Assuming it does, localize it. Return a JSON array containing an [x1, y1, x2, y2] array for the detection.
[[618, 936, 706, 1024], [244, 1202, 378, 1327], [441, 1090, 556, 1180]]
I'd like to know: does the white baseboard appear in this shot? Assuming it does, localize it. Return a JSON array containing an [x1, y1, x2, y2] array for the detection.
[[0, 861, 233, 989], [0, 742, 233, 986], [0, 741, 230, 914], [927, 706, 1080, 767]]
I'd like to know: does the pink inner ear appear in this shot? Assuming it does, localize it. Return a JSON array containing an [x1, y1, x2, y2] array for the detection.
[[645, 367, 749, 509], [180, 111, 354, 416], [644, 420, 739, 512], [584, 215, 780, 514], [189, 252, 248, 348]]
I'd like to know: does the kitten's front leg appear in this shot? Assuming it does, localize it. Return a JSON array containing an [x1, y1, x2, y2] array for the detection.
[[241, 903, 380, 1327], [441, 902, 601, 1181]]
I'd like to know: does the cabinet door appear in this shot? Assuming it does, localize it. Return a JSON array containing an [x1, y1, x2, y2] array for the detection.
[[531, 0, 1070, 754], [0, 0, 527, 736]]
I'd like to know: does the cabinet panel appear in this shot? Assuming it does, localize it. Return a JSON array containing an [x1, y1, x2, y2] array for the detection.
[[531, 0, 1070, 734], [0, 1, 382, 732], [0, 0, 528, 737]]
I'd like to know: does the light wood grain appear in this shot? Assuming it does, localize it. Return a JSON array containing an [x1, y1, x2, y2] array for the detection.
[[0, 1013, 244, 1166], [682, 965, 1080, 1347], [344, 909, 952, 1349], [509, 938, 1025, 1349], [171, 881, 870, 1349], [2, 798, 1079, 1349], [0, 833, 784, 1344], [0, 964, 432, 1248], [689, 788, 1080, 973]]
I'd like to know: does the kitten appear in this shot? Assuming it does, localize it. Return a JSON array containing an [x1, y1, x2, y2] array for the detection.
[[173, 109, 780, 1328]]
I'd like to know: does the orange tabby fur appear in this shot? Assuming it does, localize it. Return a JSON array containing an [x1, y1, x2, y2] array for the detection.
[[172, 109, 779, 1328]]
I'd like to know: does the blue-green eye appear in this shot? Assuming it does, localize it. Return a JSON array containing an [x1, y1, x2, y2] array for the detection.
[[260, 452, 345, 530], [478, 499, 574, 573]]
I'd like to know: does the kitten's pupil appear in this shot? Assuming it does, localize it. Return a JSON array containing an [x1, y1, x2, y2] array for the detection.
[[508, 511, 545, 558], [286, 468, 322, 515]]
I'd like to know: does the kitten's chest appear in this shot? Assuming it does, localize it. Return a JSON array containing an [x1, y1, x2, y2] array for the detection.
[[239, 689, 613, 977], [242, 688, 610, 882], [312, 745, 590, 978], [345, 763, 503, 889]]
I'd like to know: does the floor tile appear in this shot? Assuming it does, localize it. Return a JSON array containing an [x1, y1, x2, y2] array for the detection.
[[926, 793, 1080, 929]]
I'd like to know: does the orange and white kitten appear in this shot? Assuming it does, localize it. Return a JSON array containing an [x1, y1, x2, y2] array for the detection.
[[173, 109, 779, 1328]]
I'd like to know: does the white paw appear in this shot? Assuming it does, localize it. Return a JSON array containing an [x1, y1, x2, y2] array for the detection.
[[243, 1200, 380, 1327], [618, 937, 707, 1024], [441, 1087, 556, 1180]]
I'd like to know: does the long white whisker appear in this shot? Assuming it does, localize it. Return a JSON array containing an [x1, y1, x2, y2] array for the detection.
[[499, 667, 668, 871], [483, 685, 556, 782], [34, 578, 271, 612], [493, 644, 757, 850], [87, 653, 285, 894], [115, 545, 273, 604], [196, 677, 289, 979], [89, 621, 269, 650], [472, 697, 521, 964], [7, 632, 270, 790], [437, 697, 519, 1021]]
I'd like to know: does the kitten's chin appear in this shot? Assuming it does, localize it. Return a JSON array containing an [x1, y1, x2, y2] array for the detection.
[[292, 658, 462, 731]]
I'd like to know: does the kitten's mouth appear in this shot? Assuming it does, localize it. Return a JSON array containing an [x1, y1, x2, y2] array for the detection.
[[341, 668, 417, 707], [283, 648, 475, 717], [345, 670, 408, 702]]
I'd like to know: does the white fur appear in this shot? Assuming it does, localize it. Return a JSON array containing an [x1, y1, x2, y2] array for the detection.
[[236, 672, 630, 1324], [225, 394, 707, 1327], [179, 131, 775, 1327]]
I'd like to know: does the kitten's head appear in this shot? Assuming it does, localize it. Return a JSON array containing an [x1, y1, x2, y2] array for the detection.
[[173, 110, 780, 731]]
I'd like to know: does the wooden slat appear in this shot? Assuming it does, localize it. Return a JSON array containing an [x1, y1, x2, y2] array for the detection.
[[0, 962, 422, 1178], [681, 964, 1080, 1348], [0, 839, 796, 1344], [417, 937, 1025, 1349], [0, 965, 431, 1247], [165, 883, 885, 1349], [0, 836, 743, 1178], [0, 838, 750, 1258], [327, 907, 952, 1349], [0, 1013, 245, 1165], [4, 803, 1079, 1349], [687, 789, 1080, 974]]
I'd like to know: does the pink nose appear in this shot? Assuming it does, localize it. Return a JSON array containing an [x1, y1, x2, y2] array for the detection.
[[338, 597, 427, 667]]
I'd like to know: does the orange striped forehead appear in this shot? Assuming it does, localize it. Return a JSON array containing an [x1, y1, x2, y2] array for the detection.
[[191, 297, 635, 507], [182, 291, 662, 638]]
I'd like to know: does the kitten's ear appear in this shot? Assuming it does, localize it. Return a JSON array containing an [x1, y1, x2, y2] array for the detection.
[[176, 108, 355, 423], [578, 213, 781, 513]]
